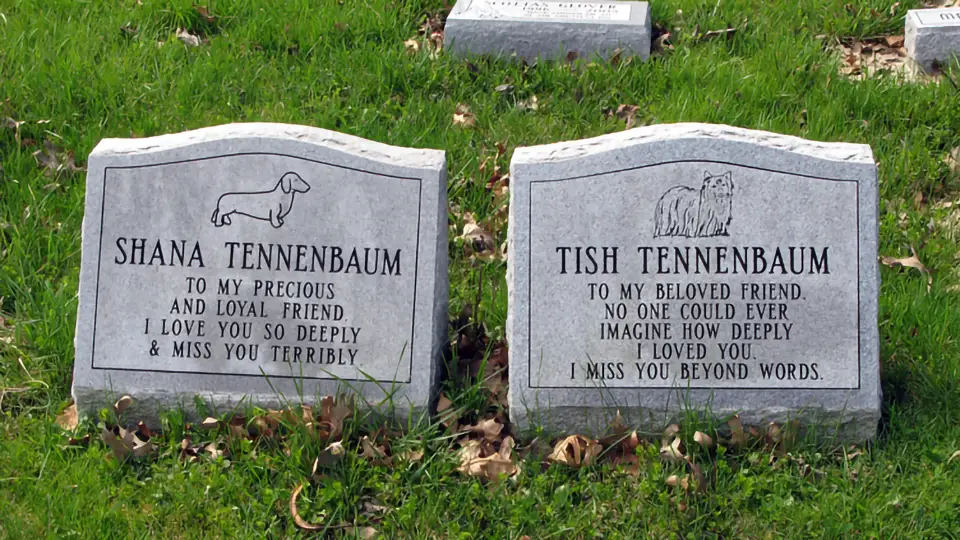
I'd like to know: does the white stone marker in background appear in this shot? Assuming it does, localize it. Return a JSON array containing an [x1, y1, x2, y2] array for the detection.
[[73, 123, 448, 419], [444, 0, 651, 61], [906, 8, 960, 71], [508, 123, 881, 441]]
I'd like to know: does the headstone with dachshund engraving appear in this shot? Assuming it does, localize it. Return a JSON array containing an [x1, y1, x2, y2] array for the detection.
[[73, 123, 448, 421], [507, 123, 881, 441]]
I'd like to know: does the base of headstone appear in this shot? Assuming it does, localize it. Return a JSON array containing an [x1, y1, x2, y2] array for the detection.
[[444, 0, 651, 62], [72, 123, 448, 425], [507, 123, 881, 442]]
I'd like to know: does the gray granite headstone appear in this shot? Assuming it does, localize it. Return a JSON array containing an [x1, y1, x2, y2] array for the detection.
[[73, 123, 448, 420], [444, 0, 651, 61], [508, 123, 881, 441], [906, 8, 960, 71]]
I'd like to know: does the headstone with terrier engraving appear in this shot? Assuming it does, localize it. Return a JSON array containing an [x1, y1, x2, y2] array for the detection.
[[444, 0, 651, 61], [73, 123, 448, 420], [507, 123, 881, 441], [906, 7, 960, 71]]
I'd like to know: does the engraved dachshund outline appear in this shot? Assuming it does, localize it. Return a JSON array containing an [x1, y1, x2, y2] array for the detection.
[[211, 172, 310, 229], [653, 171, 734, 238]]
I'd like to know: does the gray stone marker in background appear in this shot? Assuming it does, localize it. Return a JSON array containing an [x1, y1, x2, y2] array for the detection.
[[508, 123, 881, 441], [73, 123, 448, 420], [906, 7, 960, 71], [444, 0, 651, 61]]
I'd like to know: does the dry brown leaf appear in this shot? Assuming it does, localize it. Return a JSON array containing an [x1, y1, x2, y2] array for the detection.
[[661, 424, 681, 447], [56, 403, 78, 430], [201, 417, 219, 430], [468, 418, 504, 442], [517, 95, 539, 111], [452, 104, 475, 127], [318, 394, 352, 440], [611, 452, 641, 476], [609, 410, 628, 436], [176, 28, 201, 47], [687, 462, 707, 493], [114, 395, 134, 414], [33, 141, 83, 176], [885, 35, 905, 48], [456, 212, 501, 261], [727, 415, 748, 448], [403, 38, 420, 53], [179, 436, 201, 463], [945, 147, 960, 175], [693, 431, 714, 451], [499, 436, 515, 460], [765, 422, 783, 448], [653, 31, 673, 53], [227, 417, 248, 439], [193, 4, 217, 24], [549, 435, 603, 467], [880, 246, 932, 291], [612, 104, 642, 128], [205, 440, 226, 459], [345, 526, 378, 539], [361, 436, 392, 466], [458, 438, 518, 481], [290, 483, 323, 531], [67, 434, 91, 447], [458, 439, 483, 463], [660, 436, 686, 464], [399, 449, 424, 463]]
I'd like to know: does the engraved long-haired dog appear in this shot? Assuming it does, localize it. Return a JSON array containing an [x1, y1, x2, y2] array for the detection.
[[653, 171, 734, 238]]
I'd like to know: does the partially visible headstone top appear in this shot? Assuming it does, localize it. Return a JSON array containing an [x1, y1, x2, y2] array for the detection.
[[73, 123, 448, 420], [508, 123, 880, 442], [444, 0, 651, 61], [906, 8, 960, 71]]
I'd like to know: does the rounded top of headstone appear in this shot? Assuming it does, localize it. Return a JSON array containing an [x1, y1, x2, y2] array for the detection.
[[90, 122, 446, 171], [512, 123, 875, 166]]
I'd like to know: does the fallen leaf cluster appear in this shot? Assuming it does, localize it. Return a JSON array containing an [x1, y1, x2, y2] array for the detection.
[[99, 396, 158, 461], [2, 113, 84, 181], [404, 11, 444, 58], [605, 103, 644, 129], [33, 140, 85, 177], [831, 31, 950, 84], [456, 418, 517, 481], [171, 5, 218, 48], [63, 385, 885, 534], [452, 103, 475, 128], [835, 35, 909, 80]]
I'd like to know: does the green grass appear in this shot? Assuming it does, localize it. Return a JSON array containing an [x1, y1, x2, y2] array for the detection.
[[1, 0, 960, 536]]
